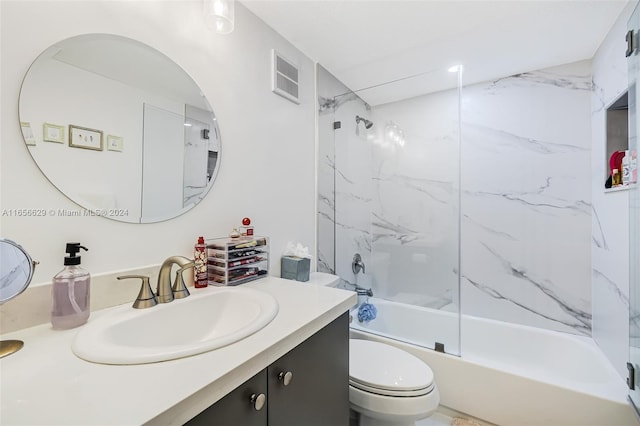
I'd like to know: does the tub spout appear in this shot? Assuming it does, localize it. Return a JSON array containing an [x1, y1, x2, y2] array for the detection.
[[355, 286, 373, 297]]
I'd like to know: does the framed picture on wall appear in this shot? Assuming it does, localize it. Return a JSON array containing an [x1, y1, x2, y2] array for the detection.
[[43, 123, 65, 143], [107, 135, 123, 152], [69, 125, 103, 150]]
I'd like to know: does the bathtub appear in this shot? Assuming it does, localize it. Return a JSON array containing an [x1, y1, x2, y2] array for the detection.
[[350, 298, 638, 426]]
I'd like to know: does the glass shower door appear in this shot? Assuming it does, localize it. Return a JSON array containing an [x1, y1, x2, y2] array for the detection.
[[327, 67, 462, 356], [628, 1, 640, 413]]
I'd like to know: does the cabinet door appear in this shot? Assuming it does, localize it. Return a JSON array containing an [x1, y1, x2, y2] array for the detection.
[[267, 313, 349, 426], [186, 369, 267, 426]]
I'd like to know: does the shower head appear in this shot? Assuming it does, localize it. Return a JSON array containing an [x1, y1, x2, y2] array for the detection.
[[356, 115, 373, 129]]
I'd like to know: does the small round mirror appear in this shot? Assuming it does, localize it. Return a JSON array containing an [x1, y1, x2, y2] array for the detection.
[[0, 238, 37, 358], [0, 238, 35, 303]]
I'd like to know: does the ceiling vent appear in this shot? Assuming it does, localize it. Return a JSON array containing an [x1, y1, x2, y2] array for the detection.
[[272, 50, 300, 104]]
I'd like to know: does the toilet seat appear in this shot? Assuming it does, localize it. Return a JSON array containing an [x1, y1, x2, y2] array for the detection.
[[349, 384, 440, 423], [349, 378, 435, 397], [349, 339, 435, 397]]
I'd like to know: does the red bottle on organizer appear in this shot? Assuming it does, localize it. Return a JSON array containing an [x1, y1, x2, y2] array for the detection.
[[241, 217, 254, 236]]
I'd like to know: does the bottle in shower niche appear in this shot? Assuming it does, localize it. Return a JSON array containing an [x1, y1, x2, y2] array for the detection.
[[194, 236, 208, 288], [51, 243, 90, 330], [622, 150, 631, 185]]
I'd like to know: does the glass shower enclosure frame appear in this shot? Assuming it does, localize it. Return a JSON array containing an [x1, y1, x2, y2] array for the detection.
[[317, 65, 463, 356], [628, 0, 640, 414]]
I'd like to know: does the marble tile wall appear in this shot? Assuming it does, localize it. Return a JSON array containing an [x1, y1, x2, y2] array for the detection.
[[461, 60, 593, 336]]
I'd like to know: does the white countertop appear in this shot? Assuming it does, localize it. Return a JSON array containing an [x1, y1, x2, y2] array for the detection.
[[0, 277, 356, 425]]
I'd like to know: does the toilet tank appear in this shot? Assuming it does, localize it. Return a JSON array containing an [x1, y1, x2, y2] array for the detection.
[[307, 272, 340, 287]]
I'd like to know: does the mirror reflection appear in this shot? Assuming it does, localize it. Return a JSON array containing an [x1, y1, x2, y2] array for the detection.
[[0, 238, 35, 304], [18, 34, 221, 223], [0, 238, 37, 358]]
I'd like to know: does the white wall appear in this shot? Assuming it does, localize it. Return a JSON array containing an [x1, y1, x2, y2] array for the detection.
[[0, 1, 316, 285], [591, 1, 636, 380]]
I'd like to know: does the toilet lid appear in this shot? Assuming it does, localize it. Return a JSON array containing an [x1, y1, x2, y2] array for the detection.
[[349, 379, 434, 397], [349, 339, 434, 393]]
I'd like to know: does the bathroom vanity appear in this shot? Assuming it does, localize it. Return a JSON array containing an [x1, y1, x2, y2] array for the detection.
[[188, 312, 349, 426], [0, 277, 355, 425]]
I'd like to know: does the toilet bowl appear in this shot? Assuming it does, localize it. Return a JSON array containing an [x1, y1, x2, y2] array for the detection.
[[349, 339, 439, 426], [306, 272, 439, 426]]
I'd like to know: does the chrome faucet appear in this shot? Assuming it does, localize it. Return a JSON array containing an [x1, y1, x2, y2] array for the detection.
[[117, 257, 194, 309], [352, 253, 365, 275], [157, 256, 194, 304]]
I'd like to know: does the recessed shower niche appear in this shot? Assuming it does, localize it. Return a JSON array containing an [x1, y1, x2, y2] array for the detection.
[[605, 90, 630, 189]]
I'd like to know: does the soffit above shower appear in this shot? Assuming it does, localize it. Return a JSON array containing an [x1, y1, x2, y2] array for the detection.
[[242, 0, 629, 105]]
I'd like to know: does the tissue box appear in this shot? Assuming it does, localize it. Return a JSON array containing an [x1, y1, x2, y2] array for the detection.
[[281, 256, 310, 282]]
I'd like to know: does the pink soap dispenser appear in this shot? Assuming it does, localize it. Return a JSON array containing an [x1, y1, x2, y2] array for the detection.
[[51, 243, 90, 330]]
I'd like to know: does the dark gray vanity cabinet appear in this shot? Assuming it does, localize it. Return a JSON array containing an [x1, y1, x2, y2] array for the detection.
[[186, 369, 268, 426], [186, 312, 349, 426], [267, 312, 349, 426]]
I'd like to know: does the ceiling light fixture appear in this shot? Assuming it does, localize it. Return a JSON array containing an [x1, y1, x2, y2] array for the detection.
[[203, 0, 235, 35]]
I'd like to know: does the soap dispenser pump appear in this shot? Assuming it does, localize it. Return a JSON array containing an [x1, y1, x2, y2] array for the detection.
[[51, 243, 91, 330]]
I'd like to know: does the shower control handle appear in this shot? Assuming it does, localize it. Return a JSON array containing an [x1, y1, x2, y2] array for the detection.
[[352, 253, 365, 274], [278, 371, 293, 386]]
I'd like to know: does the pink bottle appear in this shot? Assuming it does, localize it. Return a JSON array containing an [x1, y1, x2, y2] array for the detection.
[[51, 243, 90, 330]]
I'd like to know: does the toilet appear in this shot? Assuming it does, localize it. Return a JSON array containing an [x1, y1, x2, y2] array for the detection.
[[308, 272, 440, 426], [349, 339, 439, 426]]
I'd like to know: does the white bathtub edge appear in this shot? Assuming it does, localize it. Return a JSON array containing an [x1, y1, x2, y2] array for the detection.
[[351, 330, 639, 426]]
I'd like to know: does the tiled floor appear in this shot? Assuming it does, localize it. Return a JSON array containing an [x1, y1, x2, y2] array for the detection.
[[418, 410, 491, 426], [351, 409, 488, 426], [417, 412, 454, 426]]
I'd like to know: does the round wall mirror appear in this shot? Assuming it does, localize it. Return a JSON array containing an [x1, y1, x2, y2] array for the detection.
[[18, 34, 221, 223]]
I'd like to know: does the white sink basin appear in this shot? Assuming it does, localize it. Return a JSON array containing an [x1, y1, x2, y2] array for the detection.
[[72, 287, 278, 365]]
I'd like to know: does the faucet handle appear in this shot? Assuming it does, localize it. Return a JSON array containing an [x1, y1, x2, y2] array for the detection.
[[117, 275, 158, 309], [352, 253, 365, 274], [172, 262, 194, 299]]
